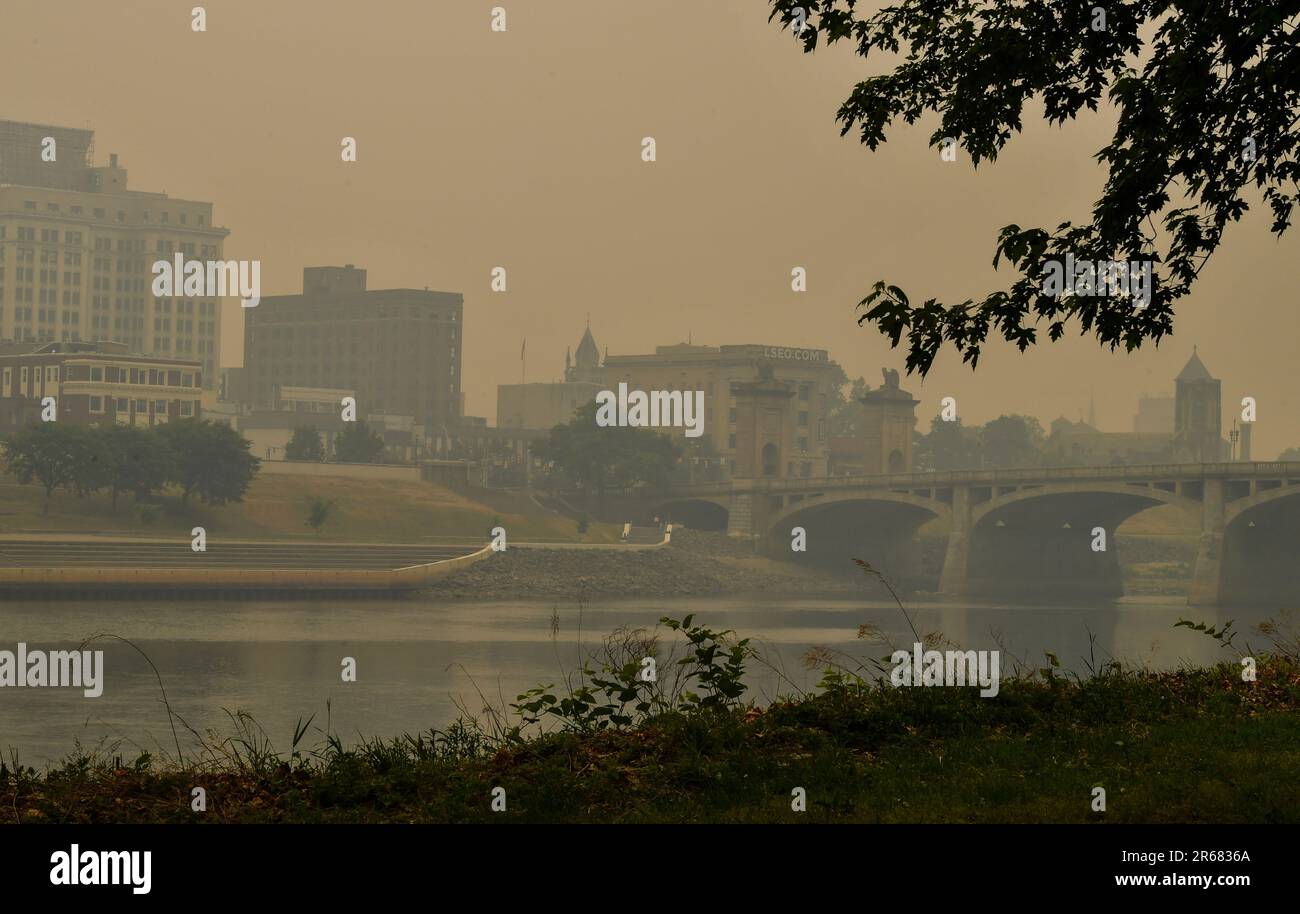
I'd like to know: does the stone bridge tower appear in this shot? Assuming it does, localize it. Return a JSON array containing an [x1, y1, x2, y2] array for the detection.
[[732, 367, 795, 478], [861, 368, 919, 474]]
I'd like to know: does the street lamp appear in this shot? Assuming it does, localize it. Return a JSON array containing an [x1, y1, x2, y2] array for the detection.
[[1229, 422, 1240, 462]]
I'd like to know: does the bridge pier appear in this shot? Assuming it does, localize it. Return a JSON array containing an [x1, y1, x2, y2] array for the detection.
[[726, 492, 754, 538], [938, 486, 971, 596], [1189, 478, 1225, 605]]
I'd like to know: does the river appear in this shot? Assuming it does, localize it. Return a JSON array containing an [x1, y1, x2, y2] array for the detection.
[[0, 595, 1277, 765]]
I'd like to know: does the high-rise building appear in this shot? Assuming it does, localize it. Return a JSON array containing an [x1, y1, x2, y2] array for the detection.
[[0, 119, 230, 387], [242, 265, 464, 435]]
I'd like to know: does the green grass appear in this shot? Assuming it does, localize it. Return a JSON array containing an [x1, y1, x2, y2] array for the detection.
[[6, 646, 1297, 824], [0, 474, 621, 543]]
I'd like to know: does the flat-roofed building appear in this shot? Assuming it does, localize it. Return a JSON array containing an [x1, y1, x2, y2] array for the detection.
[[0, 120, 230, 386], [0, 339, 202, 430], [243, 265, 463, 436], [600, 340, 840, 477]]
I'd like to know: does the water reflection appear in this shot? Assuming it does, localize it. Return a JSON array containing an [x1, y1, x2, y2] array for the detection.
[[0, 596, 1274, 764]]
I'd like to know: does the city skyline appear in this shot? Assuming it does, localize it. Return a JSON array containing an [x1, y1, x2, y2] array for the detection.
[[2, 0, 1295, 457]]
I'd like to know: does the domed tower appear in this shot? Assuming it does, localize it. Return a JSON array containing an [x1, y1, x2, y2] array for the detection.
[[1174, 347, 1223, 463]]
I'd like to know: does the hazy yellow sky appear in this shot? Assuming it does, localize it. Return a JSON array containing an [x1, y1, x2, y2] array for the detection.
[[4, 0, 1294, 454]]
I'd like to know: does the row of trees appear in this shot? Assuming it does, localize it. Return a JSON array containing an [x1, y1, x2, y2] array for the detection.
[[1, 420, 261, 514], [285, 423, 388, 464], [914, 414, 1047, 472]]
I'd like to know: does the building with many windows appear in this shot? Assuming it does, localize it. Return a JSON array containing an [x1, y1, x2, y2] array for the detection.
[[242, 265, 464, 436], [0, 340, 202, 430], [0, 119, 230, 387], [600, 339, 841, 477]]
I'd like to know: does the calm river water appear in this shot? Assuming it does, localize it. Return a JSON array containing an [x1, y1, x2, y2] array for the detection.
[[0, 595, 1278, 764]]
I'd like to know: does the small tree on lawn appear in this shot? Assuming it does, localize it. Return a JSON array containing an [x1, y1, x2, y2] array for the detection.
[[285, 426, 326, 461]]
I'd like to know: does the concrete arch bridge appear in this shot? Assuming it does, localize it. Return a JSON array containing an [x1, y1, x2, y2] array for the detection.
[[653, 463, 1300, 605]]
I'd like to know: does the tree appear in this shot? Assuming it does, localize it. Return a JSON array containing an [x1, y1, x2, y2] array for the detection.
[[827, 362, 870, 437], [104, 425, 176, 509], [533, 401, 680, 510], [334, 421, 386, 463], [981, 415, 1047, 469], [305, 496, 337, 533], [157, 419, 261, 505], [770, 1, 1300, 375], [1279, 447, 1300, 462], [1, 424, 106, 514], [285, 426, 325, 461], [915, 415, 980, 472]]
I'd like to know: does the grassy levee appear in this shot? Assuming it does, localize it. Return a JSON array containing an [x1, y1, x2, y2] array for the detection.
[[0, 474, 620, 544], [5, 618, 1298, 824]]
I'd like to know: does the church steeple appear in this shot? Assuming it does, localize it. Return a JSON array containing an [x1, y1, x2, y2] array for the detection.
[[567, 323, 602, 382]]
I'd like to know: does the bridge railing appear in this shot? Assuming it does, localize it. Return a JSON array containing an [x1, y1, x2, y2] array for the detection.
[[664, 461, 1300, 495]]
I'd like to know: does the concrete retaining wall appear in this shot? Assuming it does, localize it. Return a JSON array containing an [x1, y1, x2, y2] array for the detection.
[[257, 460, 421, 482], [0, 543, 495, 593]]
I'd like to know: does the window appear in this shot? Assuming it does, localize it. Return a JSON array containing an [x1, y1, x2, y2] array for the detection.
[[799, 384, 810, 401], [798, 411, 809, 426], [155, 399, 167, 413], [728, 408, 737, 423], [2, 368, 9, 390], [91, 366, 103, 381], [21, 367, 29, 385], [181, 372, 193, 387], [116, 398, 128, 411], [728, 433, 737, 449], [798, 437, 809, 453], [135, 399, 148, 412], [89, 396, 103, 413], [180, 401, 194, 417]]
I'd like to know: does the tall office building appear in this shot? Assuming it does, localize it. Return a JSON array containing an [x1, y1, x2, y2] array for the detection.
[[242, 265, 464, 435], [0, 119, 229, 388]]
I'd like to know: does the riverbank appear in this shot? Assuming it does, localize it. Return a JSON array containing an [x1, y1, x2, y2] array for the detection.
[[6, 641, 1296, 824], [421, 528, 863, 600], [419, 529, 1198, 601]]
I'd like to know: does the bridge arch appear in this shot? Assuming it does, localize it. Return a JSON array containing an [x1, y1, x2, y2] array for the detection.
[[963, 483, 1201, 602], [769, 490, 950, 535], [1216, 483, 1300, 604], [1223, 483, 1300, 528], [765, 491, 949, 587], [651, 496, 730, 531]]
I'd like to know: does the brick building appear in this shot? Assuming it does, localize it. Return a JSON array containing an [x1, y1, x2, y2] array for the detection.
[[0, 340, 202, 430]]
